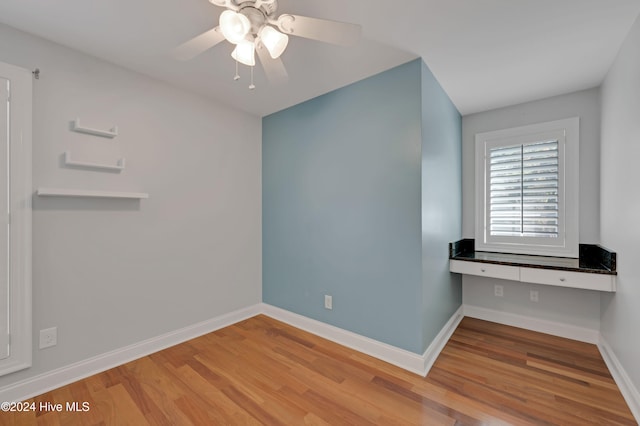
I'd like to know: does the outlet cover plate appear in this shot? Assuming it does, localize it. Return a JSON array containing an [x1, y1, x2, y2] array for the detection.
[[39, 327, 57, 349], [530, 290, 539, 302], [324, 295, 333, 310]]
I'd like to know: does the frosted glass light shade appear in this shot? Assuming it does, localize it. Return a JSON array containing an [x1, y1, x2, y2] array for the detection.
[[259, 26, 289, 59], [231, 40, 256, 66], [219, 10, 251, 44]]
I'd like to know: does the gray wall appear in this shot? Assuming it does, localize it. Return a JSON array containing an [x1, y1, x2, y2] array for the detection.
[[461, 88, 602, 329], [600, 15, 640, 392], [0, 24, 262, 387]]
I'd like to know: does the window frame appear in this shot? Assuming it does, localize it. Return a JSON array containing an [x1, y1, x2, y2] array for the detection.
[[475, 117, 579, 258]]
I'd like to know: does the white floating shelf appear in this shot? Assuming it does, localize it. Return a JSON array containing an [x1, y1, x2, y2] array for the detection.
[[64, 152, 125, 171], [71, 118, 118, 138], [37, 188, 149, 199]]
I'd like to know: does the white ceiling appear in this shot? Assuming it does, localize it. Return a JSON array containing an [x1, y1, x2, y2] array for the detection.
[[0, 0, 639, 117]]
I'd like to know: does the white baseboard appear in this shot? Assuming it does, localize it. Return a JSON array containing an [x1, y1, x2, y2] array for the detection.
[[0, 302, 463, 402], [3, 298, 638, 425], [261, 303, 463, 376], [423, 306, 464, 374], [598, 337, 640, 423], [0, 304, 262, 403], [462, 304, 600, 344], [30, 300, 627, 422], [260, 304, 425, 375], [10, 301, 625, 410]]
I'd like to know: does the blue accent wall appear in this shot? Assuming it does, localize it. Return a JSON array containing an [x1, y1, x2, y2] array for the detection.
[[263, 59, 462, 354], [420, 61, 463, 349]]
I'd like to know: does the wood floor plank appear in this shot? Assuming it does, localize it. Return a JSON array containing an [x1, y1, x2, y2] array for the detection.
[[441, 345, 631, 415], [172, 363, 261, 425], [1, 315, 635, 425]]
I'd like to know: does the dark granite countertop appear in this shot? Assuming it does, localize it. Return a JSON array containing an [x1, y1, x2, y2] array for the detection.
[[449, 239, 616, 275]]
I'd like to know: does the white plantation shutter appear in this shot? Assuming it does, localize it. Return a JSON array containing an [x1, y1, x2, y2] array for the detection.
[[489, 140, 559, 238], [475, 117, 579, 257]]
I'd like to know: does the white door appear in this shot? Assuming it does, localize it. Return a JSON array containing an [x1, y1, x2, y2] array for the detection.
[[0, 78, 9, 360]]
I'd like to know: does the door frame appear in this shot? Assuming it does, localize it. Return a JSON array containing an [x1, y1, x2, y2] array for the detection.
[[0, 61, 32, 377]]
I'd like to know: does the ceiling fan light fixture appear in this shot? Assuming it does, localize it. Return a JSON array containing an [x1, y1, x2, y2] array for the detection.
[[259, 26, 289, 59], [231, 40, 256, 66], [219, 10, 251, 44]]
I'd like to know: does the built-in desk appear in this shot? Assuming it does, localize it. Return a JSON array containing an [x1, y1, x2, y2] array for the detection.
[[449, 239, 617, 292]]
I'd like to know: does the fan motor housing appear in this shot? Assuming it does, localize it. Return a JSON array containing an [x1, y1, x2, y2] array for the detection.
[[236, 0, 277, 17], [239, 6, 268, 35]]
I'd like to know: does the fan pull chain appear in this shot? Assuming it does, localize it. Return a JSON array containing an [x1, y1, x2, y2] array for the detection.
[[233, 60, 240, 81], [249, 66, 256, 90]]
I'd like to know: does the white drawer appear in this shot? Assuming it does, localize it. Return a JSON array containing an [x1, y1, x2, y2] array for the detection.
[[519, 267, 616, 292], [450, 260, 520, 281]]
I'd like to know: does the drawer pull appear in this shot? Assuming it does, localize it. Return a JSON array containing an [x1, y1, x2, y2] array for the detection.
[[481, 268, 486, 273], [559, 278, 566, 282]]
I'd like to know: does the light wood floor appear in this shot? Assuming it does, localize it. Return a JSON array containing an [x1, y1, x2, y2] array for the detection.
[[0, 315, 636, 425]]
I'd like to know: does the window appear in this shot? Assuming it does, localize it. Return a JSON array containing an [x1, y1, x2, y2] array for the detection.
[[475, 118, 579, 257]]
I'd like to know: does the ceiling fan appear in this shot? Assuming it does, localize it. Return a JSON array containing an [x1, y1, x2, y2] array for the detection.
[[173, 0, 362, 89]]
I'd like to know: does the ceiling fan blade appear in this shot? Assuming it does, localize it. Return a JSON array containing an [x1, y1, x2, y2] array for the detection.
[[172, 27, 225, 61], [276, 14, 361, 46], [256, 42, 288, 85]]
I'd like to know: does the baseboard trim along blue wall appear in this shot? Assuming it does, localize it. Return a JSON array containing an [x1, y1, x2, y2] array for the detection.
[[263, 59, 462, 354]]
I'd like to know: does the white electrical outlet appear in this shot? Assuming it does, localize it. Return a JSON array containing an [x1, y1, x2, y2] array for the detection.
[[324, 295, 333, 310], [530, 290, 539, 302], [494, 285, 504, 297], [39, 327, 57, 349]]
